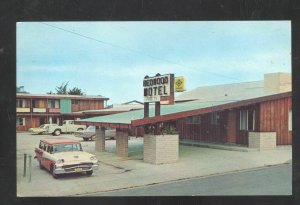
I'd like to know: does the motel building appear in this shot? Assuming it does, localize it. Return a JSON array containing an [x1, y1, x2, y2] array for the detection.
[[16, 93, 109, 131], [78, 72, 290, 164]]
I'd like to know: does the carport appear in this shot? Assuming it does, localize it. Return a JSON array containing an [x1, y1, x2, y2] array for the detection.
[[75, 99, 237, 163], [75, 94, 284, 163]]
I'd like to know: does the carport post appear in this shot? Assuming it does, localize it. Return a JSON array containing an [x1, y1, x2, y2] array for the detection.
[[95, 126, 105, 152], [23, 153, 27, 177], [116, 128, 128, 158]]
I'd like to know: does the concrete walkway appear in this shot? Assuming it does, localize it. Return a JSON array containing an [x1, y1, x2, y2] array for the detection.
[[17, 135, 292, 197], [180, 139, 259, 152]]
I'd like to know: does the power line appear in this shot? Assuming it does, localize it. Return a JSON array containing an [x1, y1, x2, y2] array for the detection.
[[40, 22, 241, 81], [40, 22, 183, 66]]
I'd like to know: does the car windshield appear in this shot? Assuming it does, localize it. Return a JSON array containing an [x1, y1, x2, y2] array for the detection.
[[39, 124, 46, 128], [86, 126, 95, 131], [53, 143, 82, 153]]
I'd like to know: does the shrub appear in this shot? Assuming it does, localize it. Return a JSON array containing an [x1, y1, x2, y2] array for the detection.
[[162, 125, 178, 135]]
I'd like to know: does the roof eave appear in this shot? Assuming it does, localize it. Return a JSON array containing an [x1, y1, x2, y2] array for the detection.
[[75, 121, 131, 129], [132, 91, 292, 127]]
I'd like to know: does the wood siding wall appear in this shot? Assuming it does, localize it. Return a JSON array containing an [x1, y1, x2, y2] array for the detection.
[[178, 112, 227, 143], [259, 97, 292, 145], [178, 97, 291, 146], [72, 100, 104, 112], [16, 117, 40, 131], [16, 116, 62, 131]]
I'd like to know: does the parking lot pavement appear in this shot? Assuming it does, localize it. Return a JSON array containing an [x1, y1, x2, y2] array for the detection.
[[16, 132, 292, 197]]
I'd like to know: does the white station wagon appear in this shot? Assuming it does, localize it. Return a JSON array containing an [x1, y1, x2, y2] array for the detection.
[[34, 138, 99, 178]]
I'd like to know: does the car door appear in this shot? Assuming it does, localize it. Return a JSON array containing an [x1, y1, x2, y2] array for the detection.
[[42, 145, 54, 171], [35, 141, 44, 160]]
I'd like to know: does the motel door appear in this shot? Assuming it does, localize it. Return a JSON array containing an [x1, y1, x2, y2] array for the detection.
[[39, 117, 47, 126], [227, 110, 237, 144]]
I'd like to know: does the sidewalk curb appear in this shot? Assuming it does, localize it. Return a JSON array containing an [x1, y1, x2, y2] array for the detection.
[[72, 162, 291, 196]]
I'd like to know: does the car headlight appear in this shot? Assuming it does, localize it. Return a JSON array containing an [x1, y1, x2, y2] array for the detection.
[[90, 156, 97, 161], [56, 159, 65, 164]]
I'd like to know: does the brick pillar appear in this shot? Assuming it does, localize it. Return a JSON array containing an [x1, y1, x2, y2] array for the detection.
[[249, 132, 277, 150], [116, 129, 128, 158], [95, 126, 105, 152], [144, 134, 179, 164]]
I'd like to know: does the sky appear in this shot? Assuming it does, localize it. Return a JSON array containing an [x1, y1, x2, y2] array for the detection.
[[17, 21, 291, 105]]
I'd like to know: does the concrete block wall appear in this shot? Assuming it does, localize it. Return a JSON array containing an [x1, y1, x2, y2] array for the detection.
[[144, 134, 179, 164], [116, 130, 128, 158], [249, 132, 277, 150], [95, 127, 105, 152], [264, 72, 291, 94], [144, 135, 157, 164]]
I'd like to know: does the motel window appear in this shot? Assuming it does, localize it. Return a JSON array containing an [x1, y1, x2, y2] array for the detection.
[[289, 110, 292, 131], [211, 112, 220, 125], [16, 118, 25, 126], [53, 117, 58, 124], [32, 100, 39, 108], [248, 110, 255, 131], [72, 100, 79, 105], [240, 110, 255, 131], [185, 116, 201, 124], [48, 100, 59, 108], [50, 117, 59, 125], [16, 99, 27, 108]]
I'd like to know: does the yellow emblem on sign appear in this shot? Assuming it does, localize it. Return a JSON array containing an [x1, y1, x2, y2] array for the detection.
[[175, 77, 185, 92]]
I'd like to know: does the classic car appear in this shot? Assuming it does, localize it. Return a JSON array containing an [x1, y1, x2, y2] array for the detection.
[[74, 126, 116, 141], [28, 124, 56, 134], [34, 138, 99, 178], [46, 120, 86, 136]]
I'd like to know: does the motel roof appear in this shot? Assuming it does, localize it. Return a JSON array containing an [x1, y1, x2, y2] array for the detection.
[[72, 103, 144, 115], [175, 80, 265, 102], [76, 91, 292, 129], [76, 72, 291, 128], [16, 93, 109, 100]]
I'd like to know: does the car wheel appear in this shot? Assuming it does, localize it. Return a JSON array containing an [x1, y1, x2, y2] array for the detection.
[[50, 165, 58, 179], [39, 161, 43, 169], [54, 129, 61, 136], [77, 128, 83, 131], [83, 138, 89, 141], [86, 170, 93, 176]]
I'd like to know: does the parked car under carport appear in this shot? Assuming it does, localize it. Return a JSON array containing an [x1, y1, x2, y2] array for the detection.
[[74, 126, 116, 141]]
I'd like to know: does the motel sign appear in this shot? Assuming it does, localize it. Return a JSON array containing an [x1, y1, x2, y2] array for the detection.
[[143, 74, 171, 102]]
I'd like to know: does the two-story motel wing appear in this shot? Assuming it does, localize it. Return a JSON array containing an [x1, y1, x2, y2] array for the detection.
[[16, 93, 109, 131]]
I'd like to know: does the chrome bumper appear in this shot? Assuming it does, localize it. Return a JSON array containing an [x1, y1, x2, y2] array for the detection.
[[54, 163, 99, 175]]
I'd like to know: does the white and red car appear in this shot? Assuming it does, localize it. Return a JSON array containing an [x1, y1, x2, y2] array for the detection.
[[34, 138, 99, 178]]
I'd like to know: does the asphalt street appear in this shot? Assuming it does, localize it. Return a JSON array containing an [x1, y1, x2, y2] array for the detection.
[[92, 163, 292, 196]]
